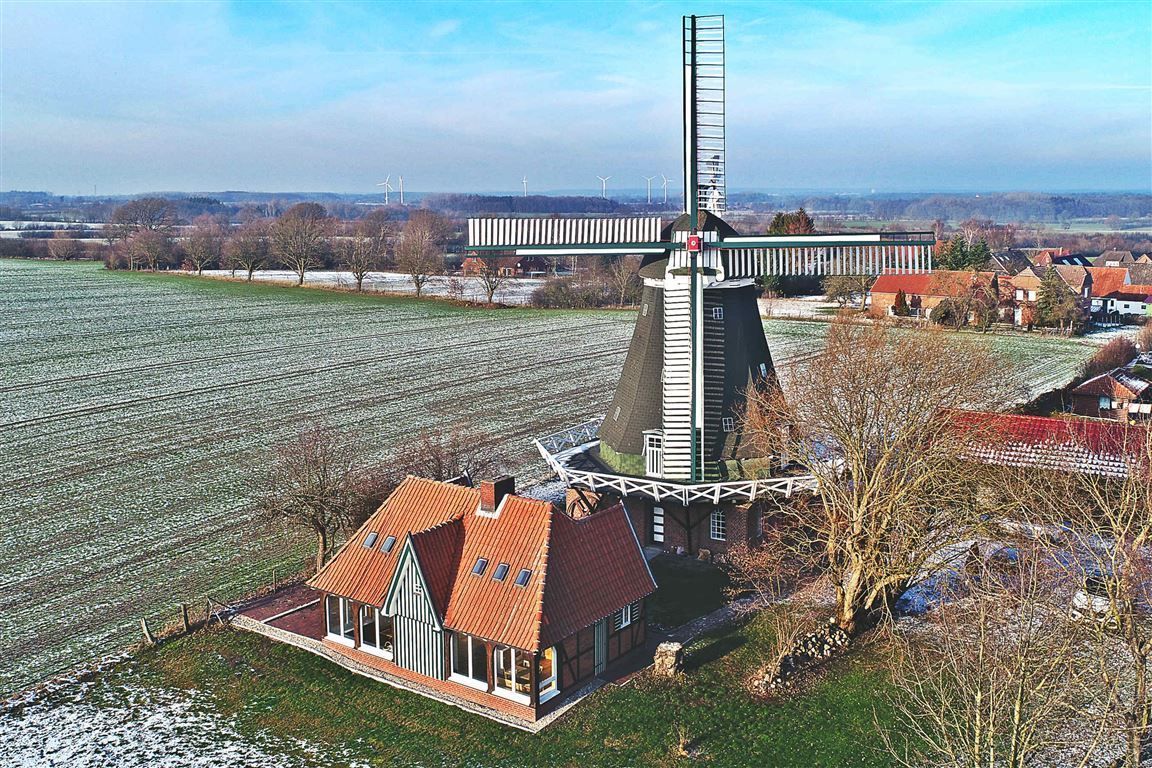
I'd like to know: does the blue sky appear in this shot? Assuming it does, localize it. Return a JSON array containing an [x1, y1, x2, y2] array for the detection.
[[2, 0, 1149, 195]]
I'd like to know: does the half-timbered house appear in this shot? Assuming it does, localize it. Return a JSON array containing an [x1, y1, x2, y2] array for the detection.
[[308, 475, 656, 722]]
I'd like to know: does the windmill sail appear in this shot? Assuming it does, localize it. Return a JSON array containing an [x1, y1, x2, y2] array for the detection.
[[684, 15, 725, 221]]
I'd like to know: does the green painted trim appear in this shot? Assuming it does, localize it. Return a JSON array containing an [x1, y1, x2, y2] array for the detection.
[[599, 442, 646, 476]]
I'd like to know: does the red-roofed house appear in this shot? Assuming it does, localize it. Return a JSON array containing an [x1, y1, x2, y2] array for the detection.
[[950, 410, 1150, 479], [1086, 267, 1152, 321], [307, 475, 656, 722], [1071, 369, 1152, 421], [868, 270, 998, 320]]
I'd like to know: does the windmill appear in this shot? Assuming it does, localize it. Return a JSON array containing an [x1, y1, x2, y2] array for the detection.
[[644, 176, 657, 205], [376, 176, 393, 205], [596, 175, 611, 200], [465, 15, 934, 549]]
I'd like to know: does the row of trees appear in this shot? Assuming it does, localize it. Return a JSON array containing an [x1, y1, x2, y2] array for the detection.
[[103, 198, 456, 292], [731, 319, 1152, 765]]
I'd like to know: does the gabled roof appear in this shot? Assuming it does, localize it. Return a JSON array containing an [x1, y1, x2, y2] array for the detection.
[[1072, 370, 1151, 400], [1093, 250, 1134, 267], [309, 476, 477, 607], [1086, 267, 1131, 298], [950, 410, 1150, 479], [988, 250, 1034, 275], [311, 477, 656, 652], [870, 270, 995, 298]]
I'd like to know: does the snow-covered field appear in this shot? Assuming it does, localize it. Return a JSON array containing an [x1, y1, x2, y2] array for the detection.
[[1, 260, 1098, 703], [198, 269, 546, 305]]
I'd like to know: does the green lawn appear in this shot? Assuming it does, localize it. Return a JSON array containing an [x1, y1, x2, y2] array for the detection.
[[117, 612, 901, 768]]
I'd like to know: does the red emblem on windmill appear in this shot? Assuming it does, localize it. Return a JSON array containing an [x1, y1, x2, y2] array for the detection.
[[686, 234, 702, 252]]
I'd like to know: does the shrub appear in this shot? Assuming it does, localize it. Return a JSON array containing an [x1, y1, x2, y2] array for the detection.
[[1138, 323, 1152, 353], [1079, 336, 1138, 381], [530, 277, 612, 308]]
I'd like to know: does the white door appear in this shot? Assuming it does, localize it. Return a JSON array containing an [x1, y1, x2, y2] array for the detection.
[[644, 433, 663, 477], [652, 506, 665, 544]]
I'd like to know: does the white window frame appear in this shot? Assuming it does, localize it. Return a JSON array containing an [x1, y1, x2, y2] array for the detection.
[[492, 646, 532, 704], [710, 509, 727, 542], [722, 416, 735, 432], [325, 595, 355, 647], [652, 505, 665, 544], [449, 633, 489, 691], [613, 600, 641, 631], [712, 306, 724, 320], [538, 645, 560, 703]]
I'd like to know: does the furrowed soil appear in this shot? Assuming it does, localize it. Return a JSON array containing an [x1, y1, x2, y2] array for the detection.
[[0, 260, 1097, 697]]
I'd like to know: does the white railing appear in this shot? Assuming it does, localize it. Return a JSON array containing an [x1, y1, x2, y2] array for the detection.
[[534, 419, 819, 505]]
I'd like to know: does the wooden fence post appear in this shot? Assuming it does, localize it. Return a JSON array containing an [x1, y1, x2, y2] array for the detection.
[[181, 603, 191, 633], [140, 617, 155, 645]]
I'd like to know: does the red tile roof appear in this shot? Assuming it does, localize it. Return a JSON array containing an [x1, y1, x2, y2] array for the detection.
[[949, 410, 1150, 478], [1086, 267, 1132, 298], [310, 477, 656, 652], [871, 270, 995, 298], [309, 476, 477, 607]]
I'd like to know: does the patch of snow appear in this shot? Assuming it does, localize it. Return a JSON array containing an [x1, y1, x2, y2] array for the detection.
[[0, 680, 366, 768]]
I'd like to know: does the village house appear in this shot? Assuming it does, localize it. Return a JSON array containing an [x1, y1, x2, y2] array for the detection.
[[460, 255, 549, 277], [953, 410, 1150, 479], [304, 475, 656, 724], [1028, 248, 1092, 268], [1085, 266, 1152, 322], [1092, 250, 1136, 268], [1005, 265, 1090, 326], [868, 270, 998, 320], [1070, 360, 1152, 422]]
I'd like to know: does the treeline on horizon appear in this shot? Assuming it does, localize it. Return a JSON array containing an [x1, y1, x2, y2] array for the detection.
[[2, 190, 1149, 225]]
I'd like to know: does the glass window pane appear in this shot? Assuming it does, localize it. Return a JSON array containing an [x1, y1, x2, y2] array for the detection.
[[341, 598, 355, 639], [326, 596, 340, 635], [538, 647, 554, 687], [514, 650, 532, 695], [471, 636, 487, 683], [493, 563, 509, 581], [452, 633, 469, 676], [380, 615, 394, 654], [360, 605, 378, 648], [495, 647, 513, 690]]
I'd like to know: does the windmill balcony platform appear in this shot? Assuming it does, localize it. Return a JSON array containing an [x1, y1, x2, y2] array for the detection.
[[534, 417, 819, 507]]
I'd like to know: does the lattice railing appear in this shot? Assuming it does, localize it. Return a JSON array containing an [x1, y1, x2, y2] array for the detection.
[[534, 420, 819, 505]]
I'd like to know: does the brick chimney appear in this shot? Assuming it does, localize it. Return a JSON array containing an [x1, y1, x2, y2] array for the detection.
[[478, 475, 516, 515]]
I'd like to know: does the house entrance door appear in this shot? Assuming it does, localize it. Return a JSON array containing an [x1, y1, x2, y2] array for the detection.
[[593, 618, 607, 675]]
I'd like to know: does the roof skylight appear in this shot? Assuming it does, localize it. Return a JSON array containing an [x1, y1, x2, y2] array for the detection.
[[363, 532, 378, 548], [380, 535, 397, 553], [492, 563, 510, 582], [472, 557, 488, 576], [514, 568, 531, 587]]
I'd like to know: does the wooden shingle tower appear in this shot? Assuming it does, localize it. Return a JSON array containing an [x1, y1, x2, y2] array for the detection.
[[466, 15, 934, 549]]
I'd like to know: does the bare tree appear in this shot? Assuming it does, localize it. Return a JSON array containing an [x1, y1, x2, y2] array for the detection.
[[336, 219, 388, 292], [884, 547, 1096, 768], [1017, 427, 1152, 766], [257, 424, 365, 572], [272, 202, 332, 286], [226, 219, 270, 281], [108, 197, 177, 244], [395, 210, 448, 297], [822, 274, 871, 309], [122, 228, 173, 272], [604, 255, 642, 306], [183, 214, 228, 275], [47, 231, 81, 261], [475, 257, 505, 304], [741, 319, 1019, 634]]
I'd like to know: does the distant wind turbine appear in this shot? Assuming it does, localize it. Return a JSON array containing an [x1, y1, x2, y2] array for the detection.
[[522, 176, 528, 197], [660, 174, 669, 205], [398, 175, 405, 206], [644, 176, 656, 205], [376, 176, 393, 205], [596, 175, 611, 200]]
